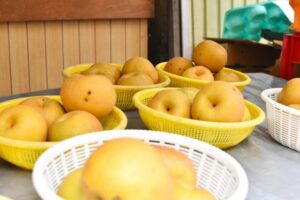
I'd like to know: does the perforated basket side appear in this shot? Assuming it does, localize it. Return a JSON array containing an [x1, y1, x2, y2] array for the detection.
[[261, 88, 300, 151], [133, 88, 265, 149], [0, 95, 127, 169], [155, 62, 251, 91], [114, 72, 170, 110]]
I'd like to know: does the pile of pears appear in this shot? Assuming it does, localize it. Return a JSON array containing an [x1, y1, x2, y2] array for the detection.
[[81, 57, 159, 86], [164, 40, 241, 83]]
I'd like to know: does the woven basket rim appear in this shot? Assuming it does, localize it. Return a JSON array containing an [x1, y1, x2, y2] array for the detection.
[[62, 63, 171, 90], [32, 129, 248, 200], [261, 88, 300, 116], [133, 87, 265, 129], [0, 95, 127, 149], [156, 62, 251, 87]]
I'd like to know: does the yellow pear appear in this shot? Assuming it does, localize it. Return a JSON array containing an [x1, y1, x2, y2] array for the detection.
[[278, 78, 300, 106], [192, 40, 227, 73], [57, 168, 97, 200], [21, 96, 65, 127], [174, 181, 216, 200], [182, 66, 214, 81], [214, 70, 241, 82], [60, 74, 116, 118], [164, 57, 193, 75], [191, 81, 245, 122], [289, 104, 300, 110], [154, 146, 197, 186], [178, 87, 200, 103], [81, 138, 174, 200], [0, 105, 47, 141], [148, 89, 191, 118], [242, 105, 251, 121], [122, 57, 159, 83], [81, 63, 121, 84], [117, 72, 154, 86]]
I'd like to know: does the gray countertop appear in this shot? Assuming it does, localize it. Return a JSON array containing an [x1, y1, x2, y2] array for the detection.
[[0, 73, 299, 200]]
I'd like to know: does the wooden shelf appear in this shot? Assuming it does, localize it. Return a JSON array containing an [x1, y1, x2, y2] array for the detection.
[[0, 0, 154, 22]]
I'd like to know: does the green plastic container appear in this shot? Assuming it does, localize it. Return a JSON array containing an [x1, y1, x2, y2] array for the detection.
[[223, 1, 292, 41]]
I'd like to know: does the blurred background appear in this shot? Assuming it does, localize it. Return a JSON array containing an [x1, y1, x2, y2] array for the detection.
[[0, 0, 292, 96]]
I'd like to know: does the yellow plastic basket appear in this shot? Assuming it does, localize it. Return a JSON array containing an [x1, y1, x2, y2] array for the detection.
[[62, 64, 171, 110], [133, 88, 265, 149], [156, 62, 251, 91], [0, 95, 128, 170]]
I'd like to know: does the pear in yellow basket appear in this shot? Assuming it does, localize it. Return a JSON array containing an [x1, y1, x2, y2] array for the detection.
[[117, 72, 154, 86], [177, 87, 200, 103], [164, 57, 193, 75], [148, 89, 191, 118], [192, 40, 227, 73], [191, 81, 245, 122], [0, 105, 47, 141], [21, 96, 65, 127], [81, 63, 121, 84], [60, 74, 116, 118], [214, 70, 241, 82], [122, 57, 159, 83], [182, 66, 214, 81], [48, 110, 103, 141], [242, 105, 251, 121]]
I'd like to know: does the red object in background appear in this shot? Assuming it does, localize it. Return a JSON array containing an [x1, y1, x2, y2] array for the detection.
[[281, 33, 300, 79]]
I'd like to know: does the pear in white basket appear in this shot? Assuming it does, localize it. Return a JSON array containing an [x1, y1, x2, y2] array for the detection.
[[81, 138, 174, 200], [154, 145, 197, 186], [278, 78, 300, 106], [174, 181, 216, 200], [57, 168, 97, 200]]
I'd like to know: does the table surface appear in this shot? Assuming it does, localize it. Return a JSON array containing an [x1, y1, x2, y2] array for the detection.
[[0, 73, 299, 200]]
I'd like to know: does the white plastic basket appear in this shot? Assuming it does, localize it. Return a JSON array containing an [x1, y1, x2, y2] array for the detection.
[[32, 130, 248, 200], [261, 88, 300, 152]]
